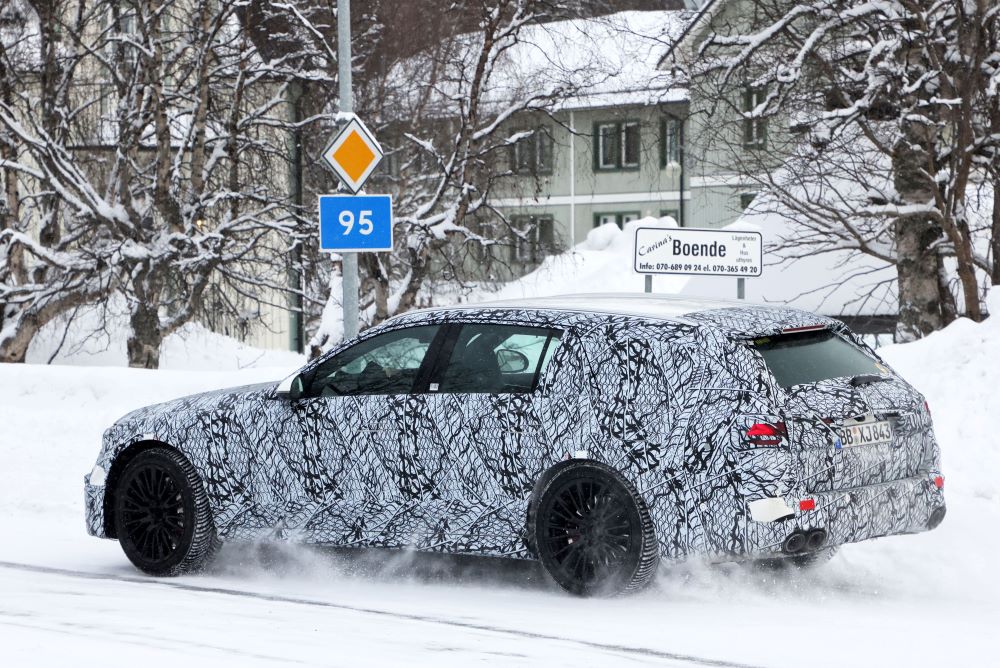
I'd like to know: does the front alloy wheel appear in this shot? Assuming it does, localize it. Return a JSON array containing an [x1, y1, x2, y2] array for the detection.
[[114, 448, 219, 576]]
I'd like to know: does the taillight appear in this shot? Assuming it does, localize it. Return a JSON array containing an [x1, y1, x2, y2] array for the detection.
[[934, 475, 944, 489], [746, 421, 787, 447], [799, 498, 816, 511], [924, 400, 931, 417]]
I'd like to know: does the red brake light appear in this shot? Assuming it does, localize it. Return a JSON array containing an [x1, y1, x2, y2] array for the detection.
[[934, 475, 944, 489], [799, 498, 816, 511], [924, 400, 931, 416], [746, 421, 787, 446]]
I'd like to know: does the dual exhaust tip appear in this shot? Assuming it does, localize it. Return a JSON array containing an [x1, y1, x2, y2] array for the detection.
[[782, 528, 827, 554]]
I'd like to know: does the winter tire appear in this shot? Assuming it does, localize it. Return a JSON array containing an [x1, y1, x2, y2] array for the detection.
[[528, 460, 659, 596], [114, 447, 220, 576]]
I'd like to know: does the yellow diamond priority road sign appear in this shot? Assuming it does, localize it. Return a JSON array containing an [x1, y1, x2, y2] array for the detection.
[[321, 116, 383, 194]]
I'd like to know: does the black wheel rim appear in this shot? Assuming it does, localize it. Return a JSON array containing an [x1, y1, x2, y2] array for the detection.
[[543, 477, 634, 586], [121, 463, 187, 564]]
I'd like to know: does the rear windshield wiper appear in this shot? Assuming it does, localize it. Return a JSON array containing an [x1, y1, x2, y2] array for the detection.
[[850, 374, 889, 387]]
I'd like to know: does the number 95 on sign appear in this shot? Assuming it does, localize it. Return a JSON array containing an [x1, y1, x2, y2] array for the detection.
[[319, 194, 393, 252]]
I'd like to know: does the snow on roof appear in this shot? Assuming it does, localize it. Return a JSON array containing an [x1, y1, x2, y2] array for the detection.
[[388, 10, 693, 115]]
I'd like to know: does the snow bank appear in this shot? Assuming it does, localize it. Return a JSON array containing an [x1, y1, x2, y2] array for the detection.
[[24, 301, 304, 370], [457, 214, 899, 317], [458, 216, 690, 302]]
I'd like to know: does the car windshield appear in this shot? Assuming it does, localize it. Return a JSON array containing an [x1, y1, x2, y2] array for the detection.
[[753, 330, 885, 389]]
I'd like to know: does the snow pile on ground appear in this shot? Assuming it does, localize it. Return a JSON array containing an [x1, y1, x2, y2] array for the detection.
[[459, 214, 898, 317], [458, 217, 689, 303], [25, 305, 303, 370], [878, 292, 1000, 503]]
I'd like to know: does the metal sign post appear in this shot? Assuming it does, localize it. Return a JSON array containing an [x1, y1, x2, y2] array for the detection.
[[322, 0, 392, 340], [337, 0, 359, 339], [633, 227, 763, 296]]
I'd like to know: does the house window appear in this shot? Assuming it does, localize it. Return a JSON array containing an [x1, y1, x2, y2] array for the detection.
[[740, 192, 758, 210], [593, 212, 641, 229], [512, 215, 555, 264], [743, 87, 768, 149], [622, 122, 640, 167], [594, 121, 640, 170], [596, 123, 619, 169], [659, 208, 679, 224], [512, 127, 553, 175], [661, 117, 682, 166]]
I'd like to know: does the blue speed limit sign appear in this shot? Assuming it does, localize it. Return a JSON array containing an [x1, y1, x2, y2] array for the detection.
[[318, 194, 393, 252]]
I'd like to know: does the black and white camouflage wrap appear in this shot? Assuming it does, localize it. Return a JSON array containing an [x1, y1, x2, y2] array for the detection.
[[84, 301, 946, 562]]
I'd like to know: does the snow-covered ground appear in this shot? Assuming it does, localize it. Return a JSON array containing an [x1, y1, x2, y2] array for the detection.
[[1, 302, 998, 666]]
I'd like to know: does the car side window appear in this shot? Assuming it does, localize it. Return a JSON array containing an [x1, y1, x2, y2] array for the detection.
[[306, 325, 440, 397], [436, 324, 561, 394]]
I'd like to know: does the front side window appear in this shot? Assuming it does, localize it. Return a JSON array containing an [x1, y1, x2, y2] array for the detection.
[[436, 324, 561, 394], [307, 325, 440, 396]]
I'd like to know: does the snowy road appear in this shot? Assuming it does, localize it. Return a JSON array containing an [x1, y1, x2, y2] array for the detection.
[[0, 515, 996, 668], [0, 559, 754, 668]]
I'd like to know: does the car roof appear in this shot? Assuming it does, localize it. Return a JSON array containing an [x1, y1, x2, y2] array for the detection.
[[411, 293, 839, 336], [450, 293, 747, 320]]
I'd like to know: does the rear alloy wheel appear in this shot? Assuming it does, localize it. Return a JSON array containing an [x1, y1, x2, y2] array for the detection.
[[529, 461, 659, 596], [114, 448, 220, 576]]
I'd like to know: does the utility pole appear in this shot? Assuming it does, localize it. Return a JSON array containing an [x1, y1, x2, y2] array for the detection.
[[337, 0, 360, 339]]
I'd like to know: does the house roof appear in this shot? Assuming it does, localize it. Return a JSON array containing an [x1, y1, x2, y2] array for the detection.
[[657, 0, 723, 68], [387, 10, 696, 116]]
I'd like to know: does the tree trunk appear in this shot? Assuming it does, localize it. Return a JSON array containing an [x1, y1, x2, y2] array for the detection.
[[893, 123, 945, 341], [992, 174, 1000, 286], [895, 218, 945, 342], [937, 254, 958, 324], [127, 301, 163, 369], [0, 317, 34, 363]]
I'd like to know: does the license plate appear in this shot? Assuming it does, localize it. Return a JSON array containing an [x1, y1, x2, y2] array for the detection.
[[838, 419, 893, 448]]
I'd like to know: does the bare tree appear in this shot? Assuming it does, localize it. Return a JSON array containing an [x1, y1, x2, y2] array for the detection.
[[690, 0, 1000, 339], [0, 0, 118, 363], [1, 0, 301, 367]]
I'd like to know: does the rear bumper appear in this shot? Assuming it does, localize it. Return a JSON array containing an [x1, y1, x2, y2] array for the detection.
[[84, 474, 109, 539], [746, 472, 945, 556]]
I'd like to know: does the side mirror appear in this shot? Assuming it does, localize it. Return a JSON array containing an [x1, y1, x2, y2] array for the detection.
[[496, 348, 530, 373], [276, 372, 305, 401]]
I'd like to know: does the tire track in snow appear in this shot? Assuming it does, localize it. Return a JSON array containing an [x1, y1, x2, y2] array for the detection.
[[0, 560, 764, 668]]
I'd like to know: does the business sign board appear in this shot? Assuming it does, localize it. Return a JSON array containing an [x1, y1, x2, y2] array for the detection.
[[633, 227, 763, 277], [319, 194, 393, 252]]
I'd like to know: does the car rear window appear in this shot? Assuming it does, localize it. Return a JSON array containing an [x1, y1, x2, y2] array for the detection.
[[752, 330, 884, 389]]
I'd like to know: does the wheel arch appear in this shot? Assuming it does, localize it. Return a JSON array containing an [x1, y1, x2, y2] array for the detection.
[[103, 439, 184, 538]]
